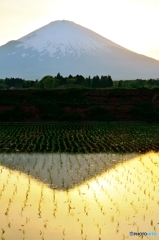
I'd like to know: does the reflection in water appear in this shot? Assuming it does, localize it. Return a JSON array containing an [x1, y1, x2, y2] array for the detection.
[[0, 153, 138, 189], [0, 152, 159, 240]]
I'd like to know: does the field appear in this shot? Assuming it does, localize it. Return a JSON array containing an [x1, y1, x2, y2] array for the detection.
[[0, 122, 159, 153], [0, 122, 159, 239]]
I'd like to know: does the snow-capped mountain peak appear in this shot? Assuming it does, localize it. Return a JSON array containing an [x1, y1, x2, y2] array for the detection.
[[17, 20, 120, 57], [0, 20, 159, 80]]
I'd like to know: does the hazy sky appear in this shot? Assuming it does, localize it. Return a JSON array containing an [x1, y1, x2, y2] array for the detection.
[[0, 0, 159, 60]]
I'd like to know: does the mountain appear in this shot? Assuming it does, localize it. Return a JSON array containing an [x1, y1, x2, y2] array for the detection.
[[0, 20, 159, 80]]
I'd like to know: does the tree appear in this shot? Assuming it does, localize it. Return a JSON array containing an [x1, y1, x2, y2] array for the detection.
[[68, 74, 73, 79], [75, 75, 85, 85], [40, 75, 55, 88], [56, 73, 63, 80], [118, 80, 123, 88], [99, 75, 113, 88], [5, 77, 23, 88], [85, 76, 91, 88], [107, 75, 113, 87], [101, 76, 108, 88], [92, 75, 100, 88], [147, 79, 155, 87], [67, 77, 76, 84]]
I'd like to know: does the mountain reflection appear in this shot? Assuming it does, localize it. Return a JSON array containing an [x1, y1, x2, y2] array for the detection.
[[0, 153, 138, 189], [0, 152, 158, 240]]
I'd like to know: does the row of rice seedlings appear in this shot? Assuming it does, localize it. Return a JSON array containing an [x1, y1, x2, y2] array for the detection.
[[1, 123, 159, 153], [21, 176, 31, 216]]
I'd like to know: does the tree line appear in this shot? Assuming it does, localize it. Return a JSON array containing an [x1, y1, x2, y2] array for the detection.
[[35, 74, 113, 88], [0, 74, 159, 89], [115, 79, 159, 88], [0, 74, 113, 89]]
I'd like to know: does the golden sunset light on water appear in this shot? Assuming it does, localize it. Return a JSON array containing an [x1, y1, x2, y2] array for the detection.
[[0, 152, 159, 239]]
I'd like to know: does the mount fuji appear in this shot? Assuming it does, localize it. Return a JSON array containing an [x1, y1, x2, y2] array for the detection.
[[0, 20, 159, 80]]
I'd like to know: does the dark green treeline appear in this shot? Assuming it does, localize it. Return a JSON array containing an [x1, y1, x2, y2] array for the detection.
[[0, 73, 159, 89]]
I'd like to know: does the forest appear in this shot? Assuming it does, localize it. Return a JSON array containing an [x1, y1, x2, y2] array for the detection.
[[0, 73, 159, 89]]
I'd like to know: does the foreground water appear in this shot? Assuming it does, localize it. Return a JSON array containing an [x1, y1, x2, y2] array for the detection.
[[0, 152, 158, 240]]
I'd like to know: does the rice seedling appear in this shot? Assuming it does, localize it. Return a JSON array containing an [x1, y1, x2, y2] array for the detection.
[[1, 228, 5, 235], [0, 122, 159, 239], [0, 122, 159, 153]]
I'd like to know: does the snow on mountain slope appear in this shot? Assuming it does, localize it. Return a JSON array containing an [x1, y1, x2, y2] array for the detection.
[[18, 20, 122, 57], [0, 20, 159, 80]]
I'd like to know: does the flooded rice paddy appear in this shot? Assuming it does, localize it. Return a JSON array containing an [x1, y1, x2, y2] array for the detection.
[[0, 152, 159, 239]]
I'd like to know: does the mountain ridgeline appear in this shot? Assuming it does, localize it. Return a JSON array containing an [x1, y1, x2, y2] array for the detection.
[[0, 20, 159, 80]]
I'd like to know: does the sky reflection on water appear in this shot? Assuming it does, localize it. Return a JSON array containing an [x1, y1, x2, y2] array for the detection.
[[0, 152, 159, 240]]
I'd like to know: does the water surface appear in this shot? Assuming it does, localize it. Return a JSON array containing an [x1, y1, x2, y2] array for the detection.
[[0, 152, 158, 239]]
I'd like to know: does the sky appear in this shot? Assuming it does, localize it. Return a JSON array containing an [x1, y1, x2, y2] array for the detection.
[[0, 0, 159, 61]]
